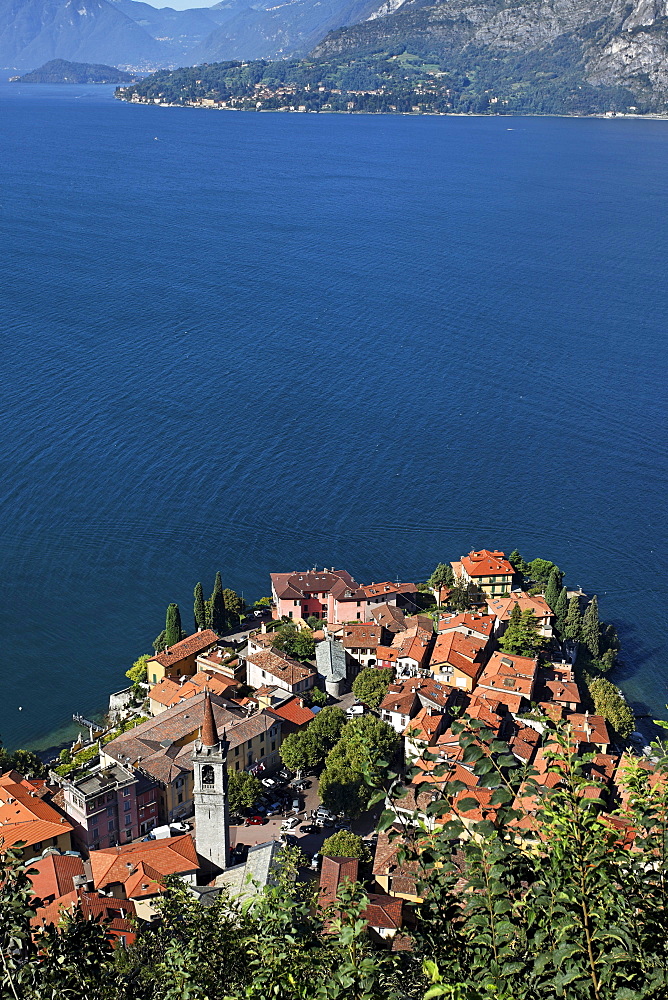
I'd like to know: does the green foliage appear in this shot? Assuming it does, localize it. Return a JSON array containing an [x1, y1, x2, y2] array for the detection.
[[222, 588, 245, 623], [508, 549, 529, 575], [321, 830, 372, 863], [273, 623, 316, 661], [498, 605, 543, 657], [307, 614, 324, 629], [125, 652, 150, 691], [565, 594, 583, 642], [308, 687, 328, 707], [544, 567, 562, 611], [447, 581, 476, 613], [582, 595, 600, 659], [527, 557, 559, 587], [152, 628, 167, 652], [193, 582, 206, 630], [54, 743, 99, 777], [0, 740, 48, 778], [227, 768, 263, 813], [588, 676, 635, 738], [428, 562, 455, 590], [279, 730, 314, 773], [320, 715, 399, 817], [554, 586, 569, 636], [164, 603, 182, 647], [352, 667, 394, 710]]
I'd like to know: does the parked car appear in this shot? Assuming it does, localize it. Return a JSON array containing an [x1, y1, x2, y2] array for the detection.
[[230, 843, 248, 864], [253, 608, 269, 617], [310, 853, 320, 871], [291, 797, 303, 812], [169, 821, 191, 834], [245, 815, 265, 826], [300, 823, 319, 835], [281, 816, 300, 831], [291, 779, 311, 791], [334, 821, 352, 832], [229, 814, 244, 826], [314, 807, 336, 824], [266, 803, 283, 816], [281, 833, 299, 847], [261, 777, 277, 789], [277, 768, 292, 782]]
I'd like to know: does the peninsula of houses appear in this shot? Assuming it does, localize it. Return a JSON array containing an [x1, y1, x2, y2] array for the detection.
[[0, 549, 642, 949]]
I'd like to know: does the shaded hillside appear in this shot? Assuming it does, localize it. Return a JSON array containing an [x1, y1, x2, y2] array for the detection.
[[310, 0, 668, 106], [16, 58, 138, 81]]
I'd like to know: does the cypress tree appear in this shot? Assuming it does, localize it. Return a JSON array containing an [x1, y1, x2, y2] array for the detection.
[[499, 603, 524, 654], [582, 595, 600, 659], [194, 582, 206, 630], [554, 586, 569, 636], [213, 571, 223, 597], [211, 589, 227, 633], [165, 603, 182, 647], [544, 568, 561, 611], [564, 595, 582, 642]]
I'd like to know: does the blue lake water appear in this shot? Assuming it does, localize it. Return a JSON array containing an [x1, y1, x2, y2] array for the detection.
[[0, 83, 667, 750]]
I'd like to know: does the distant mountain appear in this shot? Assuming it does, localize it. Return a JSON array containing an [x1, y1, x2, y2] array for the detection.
[[310, 0, 668, 107], [0, 0, 383, 71], [0, 0, 165, 70], [188, 0, 381, 63], [15, 57, 138, 80]]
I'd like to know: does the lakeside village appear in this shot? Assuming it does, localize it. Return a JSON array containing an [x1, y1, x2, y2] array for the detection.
[[0, 549, 651, 953]]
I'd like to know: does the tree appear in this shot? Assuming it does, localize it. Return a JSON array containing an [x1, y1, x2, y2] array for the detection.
[[153, 629, 167, 652], [544, 567, 562, 611], [352, 667, 394, 710], [308, 687, 328, 707], [320, 715, 399, 816], [508, 549, 529, 575], [448, 581, 475, 613], [554, 586, 569, 635], [309, 706, 347, 745], [193, 582, 206, 630], [273, 623, 315, 661], [211, 590, 227, 634], [588, 676, 635, 738], [279, 731, 314, 773], [213, 570, 223, 598], [565, 594, 583, 642], [165, 603, 182, 647], [428, 562, 455, 590], [499, 604, 543, 657], [223, 588, 245, 624], [321, 830, 371, 863], [582, 595, 600, 659], [527, 557, 559, 587], [125, 653, 150, 690], [227, 769, 262, 813]]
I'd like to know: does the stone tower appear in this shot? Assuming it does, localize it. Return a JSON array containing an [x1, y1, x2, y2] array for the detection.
[[193, 692, 230, 872]]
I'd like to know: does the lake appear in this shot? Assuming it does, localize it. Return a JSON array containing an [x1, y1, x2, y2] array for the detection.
[[0, 83, 666, 750]]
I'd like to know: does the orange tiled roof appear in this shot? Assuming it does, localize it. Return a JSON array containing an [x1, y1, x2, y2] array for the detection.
[[566, 712, 611, 747], [270, 697, 316, 727], [27, 853, 85, 902], [460, 550, 514, 578], [90, 835, 198, 895], [0, 775, 73, 851], [342, 625, 383, 649], [487, 592, 552, 621], [437, 612, 495, 638], [361, 581, 415, 598], [150, 671, 238, 708], [148, 630, 219, 668]]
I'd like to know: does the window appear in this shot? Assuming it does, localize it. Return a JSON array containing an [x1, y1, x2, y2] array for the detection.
[[175, 777, 184, 788], [260, 732, 265, 742], [234, 746, 240, 756], [152, 674, 157, 684], [34, 842, 42, 852], [107, 793, 114, 802], [235, 762, 239, 771], [123, 788, 131, 797], [124, 800, 131, 812], [108, 820, 115, 831], [125, 815, 132, 826], [177, 793, 183, 803], [202, 764, 215, 786], [92, 828, 99, 840], [107, 805, 114, 816], [271, 741, 276, 752]]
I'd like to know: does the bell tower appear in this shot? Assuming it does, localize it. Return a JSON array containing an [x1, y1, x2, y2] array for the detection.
[[193, 692, 230, 872]]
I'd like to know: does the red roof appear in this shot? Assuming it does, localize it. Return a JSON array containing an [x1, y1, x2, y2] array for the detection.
[[460, 550, 514, 578], [0, 774, 73, 850], [270, 697, 316, 728], [148, 630, 220, 668], [27, 853, 85, 902], [90, 835, 198, 896]]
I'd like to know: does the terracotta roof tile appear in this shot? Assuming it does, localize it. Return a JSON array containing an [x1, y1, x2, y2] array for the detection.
[[459, 550, 514, 578], [148, 631, 219, 669]]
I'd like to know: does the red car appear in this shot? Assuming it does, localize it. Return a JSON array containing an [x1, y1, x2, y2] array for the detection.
[[244, 815, 265, 826]]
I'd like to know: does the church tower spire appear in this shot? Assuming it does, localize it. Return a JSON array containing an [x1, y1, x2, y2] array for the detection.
[[193, 692, 229, 873]]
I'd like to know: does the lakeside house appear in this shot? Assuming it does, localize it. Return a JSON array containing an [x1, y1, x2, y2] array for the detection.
[[452, 549, 515, 597], [146, 630, 220, 687]]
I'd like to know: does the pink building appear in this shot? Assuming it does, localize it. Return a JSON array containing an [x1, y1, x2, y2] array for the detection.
[[271, 569, 369, 623]]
